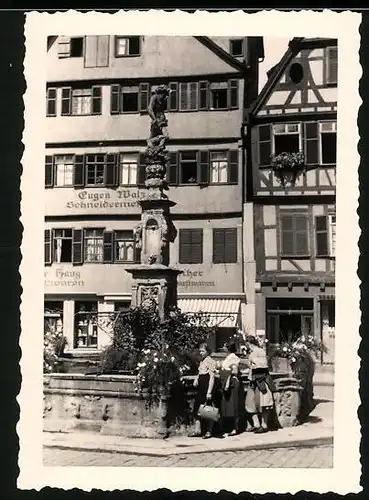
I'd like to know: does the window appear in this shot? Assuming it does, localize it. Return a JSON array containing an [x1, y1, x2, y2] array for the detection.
[[121, 86, 139, 113], [179, 229, 203, 264], [179, 151, 198, 184], [114, 231, 136, 262], [44, 301, 63, 337], [213, 228, 237, 264], [46, 88, 57, 116], [326, 46, 338, 85], [319, 121, 337, 165], [74, 301, 98, 348], [61, 86, 102, 116], [53, 229, 73, 263], [70, 37, 84, 57], [230, 39, 244, 57], [209, 82, 228, 110], [288, 62, 304, 85], [210, 151, 228, 184], [58, 36, 84, 58], [115, 36, 141, 57], [273, 123, 301, 155], [280, 213, 309, 256], [84, 229, 104, 263], [114, 301, 130, 312], [119, 153, 137, 185], [85, 154, 105, 186], [54, 155, 74, 187], [110, 83, 149, 114], [179, 82, 198, 111], [315, 215, 336, 257]]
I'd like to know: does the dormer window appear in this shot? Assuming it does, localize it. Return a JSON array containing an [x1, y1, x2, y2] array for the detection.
[[230, 39, 244, 57], [115, 36, 141, 57]]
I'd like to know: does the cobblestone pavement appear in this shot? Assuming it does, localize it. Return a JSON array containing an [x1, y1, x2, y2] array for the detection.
[[43, 445, 333, 468]]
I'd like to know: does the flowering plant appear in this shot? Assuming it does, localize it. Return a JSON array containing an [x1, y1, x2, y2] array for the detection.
[[274, 333, 327, 364], [271, 151, 305, 172]]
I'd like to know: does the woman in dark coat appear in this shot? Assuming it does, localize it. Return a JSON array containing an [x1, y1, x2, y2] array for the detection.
[[219, 340, 245, 437], [190, 343, 219, 439]]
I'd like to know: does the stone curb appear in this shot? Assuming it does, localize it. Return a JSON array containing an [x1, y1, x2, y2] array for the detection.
[[44, 435, 333, 457]]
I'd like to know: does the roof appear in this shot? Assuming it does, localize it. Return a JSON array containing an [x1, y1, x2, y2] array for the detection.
[[248, 36, 338, 120]]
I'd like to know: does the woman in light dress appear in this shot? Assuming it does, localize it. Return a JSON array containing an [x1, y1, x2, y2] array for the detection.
[[245, 335, 276, 434]]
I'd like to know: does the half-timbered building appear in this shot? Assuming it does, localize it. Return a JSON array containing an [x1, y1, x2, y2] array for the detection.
[[244, 37, 337, 364]]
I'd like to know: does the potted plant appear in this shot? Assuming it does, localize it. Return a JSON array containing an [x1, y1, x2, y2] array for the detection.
[[271, 151, 305, 187]]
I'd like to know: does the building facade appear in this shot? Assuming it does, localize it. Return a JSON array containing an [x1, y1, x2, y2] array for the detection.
[[44, 35, 263, 354], [244, 37, 337, 364]]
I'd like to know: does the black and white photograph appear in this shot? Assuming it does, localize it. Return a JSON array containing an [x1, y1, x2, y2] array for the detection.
[[19, 9, 361, 494]]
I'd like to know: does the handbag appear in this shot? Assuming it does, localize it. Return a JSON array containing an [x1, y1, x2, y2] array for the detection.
[[197, 403, 220, 422]]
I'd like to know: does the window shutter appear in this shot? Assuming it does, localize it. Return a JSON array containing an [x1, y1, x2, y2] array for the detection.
[[61, 87, 72, 116], [169, 82, 178, 111], [189, 82, 198, 110], [213, 229, 225, 264], [92, 86, 102, 115], [199, 81, 209, 110], [198, 150, 209, 185], [58, 36, 71, 58], [72, 229, 84, 265], [179, 83, 187, 111], [191, 229, 203, 264], [304, 122, 319, 165], [315, 215, 329, 257], [44, 229, 52, 265], [179, 229, 191, 264], [327, 47, 338, 84], [258, 124, 272, 166], [84, 35, 98, 68], [280, 214, 294, 255], [105, 153, 117, 187], [46, 88, 57, 116], [45, 155, 54, 188], [228, 79, 239, 109], [295, 215, 309, 255], [168, 151, 179, 186], [73, 155, 85, 187], [110, 84, 120, 115], [227, 149, 239, 184], [96, 35, 110, 67], [226, 228, 237, 263], [137, 152, 147, 187], [103, 231, 114, 263], [139, 83, 150, 113]]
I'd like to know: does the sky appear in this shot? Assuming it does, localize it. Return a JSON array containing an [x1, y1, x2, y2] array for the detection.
[[258, 37, 291, 91]]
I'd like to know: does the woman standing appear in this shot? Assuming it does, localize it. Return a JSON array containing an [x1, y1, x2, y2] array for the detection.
[[219, 340, 244, 437], [190, 343, 218, 439], [245, 335, 276, 434]]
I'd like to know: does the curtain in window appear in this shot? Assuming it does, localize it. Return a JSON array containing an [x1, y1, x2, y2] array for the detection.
[[72, 89, 92, 115], [210, 152, 228, 183]]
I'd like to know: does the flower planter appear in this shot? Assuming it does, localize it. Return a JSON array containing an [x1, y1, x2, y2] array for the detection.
[[274, 167, 303, 188]]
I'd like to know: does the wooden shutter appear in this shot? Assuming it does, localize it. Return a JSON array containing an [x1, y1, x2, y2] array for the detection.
[[179, 229, 192, 264], [103, 231, 114, 262], [92, 86, 102, 115], [105, 153, 117, 187], [226, 228, 238, 263], [96, 35, 110, 67], [213, 229, 225, 264], [304, 122, 319, 165], [58, 36, 71, 58], [44, 229, 52, 265], [84, 35, 98, 68], [45, 155, 54, 188], [295, 215, 309, 255], [280, 214, 295, 256], [315, 215, 329, 257], [198, 150, 209, 185], [169, 82, 178, 111], [179, 83, 187, 111], [61, 87, 72, 116], [258, 124, 272, 166], [139, 83, 150, 113], [72, 229, 84, 265], [137, 152, 147, 187], [191, 229, 203, 264], [110, 84, 120, 115], [199, 81, 209, 110], [189, 82, 198, 110], [327, 47, 338, 84], [168, 151, 179, 186], [228, 79, 239, 109], [227, 149, 239, 184], [46, 88, 57, 116], [73, 155, 85, 187]]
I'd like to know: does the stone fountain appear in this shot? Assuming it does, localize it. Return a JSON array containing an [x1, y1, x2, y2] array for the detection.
[[126, 85, 182, 318]]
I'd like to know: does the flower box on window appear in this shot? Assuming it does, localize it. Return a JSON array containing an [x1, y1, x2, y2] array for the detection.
[[270, 151, 306, 187]]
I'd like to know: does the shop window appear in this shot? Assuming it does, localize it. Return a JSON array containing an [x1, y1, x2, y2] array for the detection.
[[179, 229, 203, 264], [273, 123, 301, 155], [115, 36, 141, 57], [119, 153, 137, 185], [74, 301, 98, 348], [230, 39, 244, 57], [114, 301, 131, 312], [44, 301, 63, 335], [54, 155, 74, 187], [53, 229, 73, 263], [213, 228, 237, 264], [114, 231, 136, 262], [319, 121, 337, 165], [84, 229, 104, 262]]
